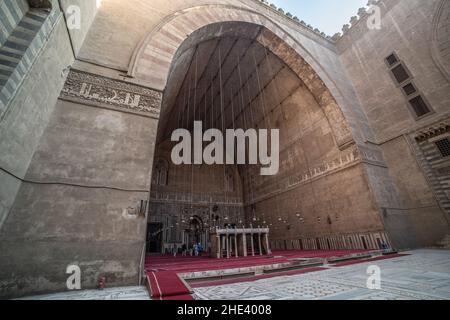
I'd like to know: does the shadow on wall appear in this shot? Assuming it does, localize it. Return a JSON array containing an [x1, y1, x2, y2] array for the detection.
[[28, 0, 52, 9]]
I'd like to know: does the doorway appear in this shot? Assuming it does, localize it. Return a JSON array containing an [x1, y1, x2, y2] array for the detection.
[[187, 216, 204, 247], [146, 223, 163, 253], [361, 236, 368, 250]]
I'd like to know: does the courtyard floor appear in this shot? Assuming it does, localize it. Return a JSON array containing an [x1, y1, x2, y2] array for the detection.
[[193, 249, 450, 300], [18, 249, 450, 300]]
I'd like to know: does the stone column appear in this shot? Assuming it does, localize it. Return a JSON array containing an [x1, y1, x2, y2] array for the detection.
[[265, 233, 271, 255], [234, 232, 238, 258], [243, 233, 248, 257], [250, 232, 255, 256], [258, 232, 263, 256], [217, 234, 221, 259], [226, 233, 230, 259]]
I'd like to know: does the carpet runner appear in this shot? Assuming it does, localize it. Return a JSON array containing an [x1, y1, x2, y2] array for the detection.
[[147, 271, 193, 300], [145, 249, 376, 299]]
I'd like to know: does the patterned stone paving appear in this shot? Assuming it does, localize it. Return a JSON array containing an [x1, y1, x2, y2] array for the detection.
[[18, 286, 150, 300], [193, 250, 450, 300], [18, 250, 450, 300]]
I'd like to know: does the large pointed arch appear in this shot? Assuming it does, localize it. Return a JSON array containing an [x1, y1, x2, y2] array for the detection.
[[128, 4, 359, 149], [431, 0, 450, 82]]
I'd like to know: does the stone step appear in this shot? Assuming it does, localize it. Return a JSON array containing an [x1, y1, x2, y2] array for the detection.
[[181, 252, 380, 284], [437, 235, 450, 248]]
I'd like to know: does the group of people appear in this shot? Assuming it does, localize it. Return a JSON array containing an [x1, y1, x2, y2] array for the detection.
[[171, 243, 204, 257]]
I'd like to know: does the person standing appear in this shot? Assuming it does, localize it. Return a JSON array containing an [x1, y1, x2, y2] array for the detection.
[[173, 244, 178, 257], [198, 242, 203, 256], [194, 243, 199, 257]]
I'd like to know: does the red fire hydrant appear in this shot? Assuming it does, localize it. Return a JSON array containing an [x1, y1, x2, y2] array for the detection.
[[98, 276, 106, 290]]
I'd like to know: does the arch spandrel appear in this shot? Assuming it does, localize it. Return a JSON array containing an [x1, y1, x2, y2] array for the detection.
[[432, 0, 450, 81], [129, 5, 320, 89]]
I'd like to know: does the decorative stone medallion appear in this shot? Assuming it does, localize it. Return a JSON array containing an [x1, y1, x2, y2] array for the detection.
[[60, 69, 162, 117]]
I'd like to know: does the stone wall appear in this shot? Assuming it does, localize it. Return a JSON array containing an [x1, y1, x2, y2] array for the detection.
[[0, 68, 161, 298], [0, 0, 29, 46], [337, 0, 450, 142], [237, 78, 385, 245], [0, 2, 77, 298], [59, 0, 100, 55], [337, 0, 450, 248], [149, 143, 245, 250], [0, 7, 73, 231]]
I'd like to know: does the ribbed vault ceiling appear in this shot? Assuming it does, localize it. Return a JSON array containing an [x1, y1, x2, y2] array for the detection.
[[157, 23, 304, 144]]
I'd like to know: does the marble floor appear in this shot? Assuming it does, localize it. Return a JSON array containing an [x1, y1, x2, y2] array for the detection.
[[194, 249, 450, 300], [18, 249, 450, 300], [18, 286, 151, 300]]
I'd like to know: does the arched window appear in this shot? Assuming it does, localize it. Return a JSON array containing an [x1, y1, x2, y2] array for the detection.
[[152, 159, 169, 186]]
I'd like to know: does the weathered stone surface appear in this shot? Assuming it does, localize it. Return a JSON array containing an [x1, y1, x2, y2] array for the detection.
[[337, 0, 450, 248], [60, 69, 162, 117], [0, 0, 449, 299], [0, 15, 74, 231], [194, 250, 450, 300], [59, 0, 99, 55]]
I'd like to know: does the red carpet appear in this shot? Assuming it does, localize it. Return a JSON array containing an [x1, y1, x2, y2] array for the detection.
[[145, 250, 373, 299], [190, 267, 328, 288], [146, 250, 370, 273], [147, 271, 192, 300], [147, 256, 289, 273], [332, 253, 409, 267]]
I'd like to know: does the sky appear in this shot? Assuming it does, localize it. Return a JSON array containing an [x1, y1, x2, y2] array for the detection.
[[269, 0, 367, 35]]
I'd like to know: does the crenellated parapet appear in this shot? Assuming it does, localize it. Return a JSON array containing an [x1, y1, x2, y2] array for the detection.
[[254, 0, 333, 41], [255, 0, 384, 43], [331, 0, 382, 42]]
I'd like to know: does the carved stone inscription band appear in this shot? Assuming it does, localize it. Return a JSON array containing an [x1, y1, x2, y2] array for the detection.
[[60, 69, 162, 116]]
